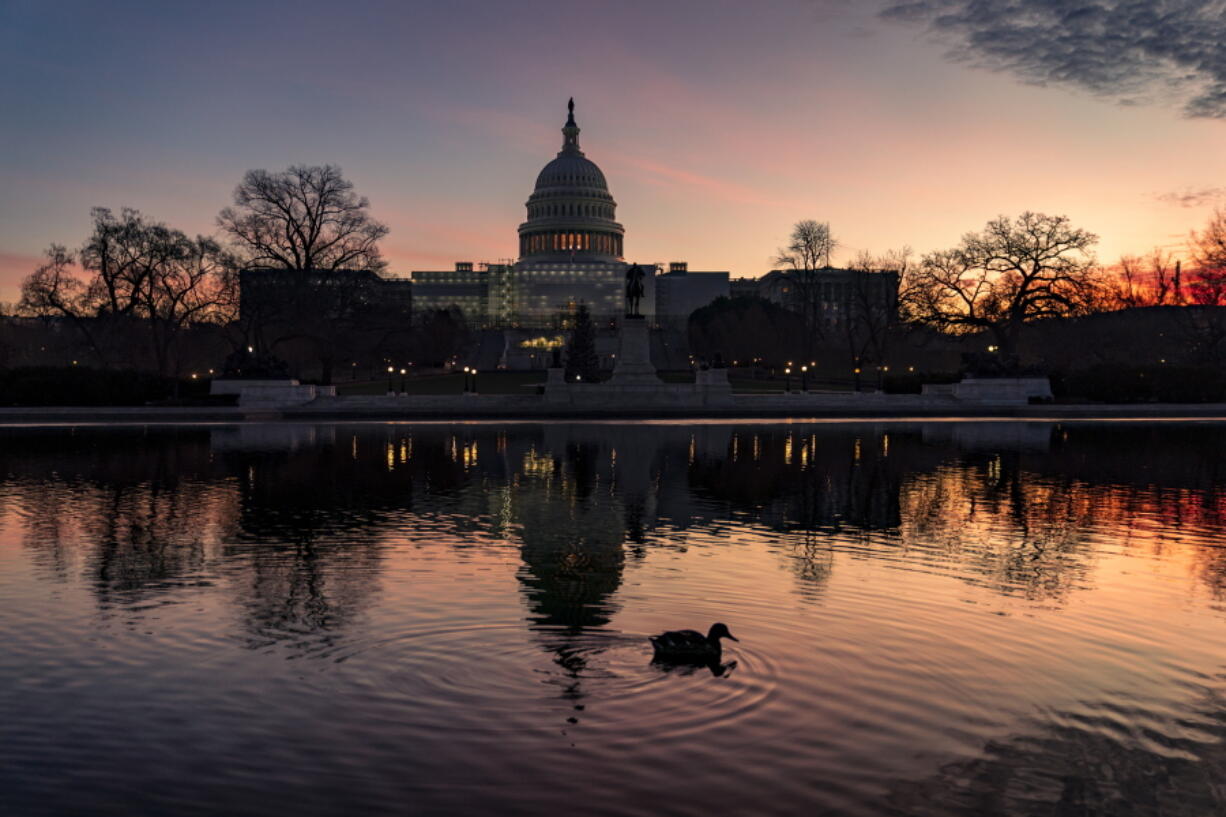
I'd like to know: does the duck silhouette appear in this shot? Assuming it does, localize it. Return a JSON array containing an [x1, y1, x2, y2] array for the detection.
[[649, 622, 738, 661]]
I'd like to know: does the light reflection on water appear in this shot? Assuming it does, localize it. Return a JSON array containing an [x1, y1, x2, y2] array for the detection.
[[1, 421, 1224, 816]]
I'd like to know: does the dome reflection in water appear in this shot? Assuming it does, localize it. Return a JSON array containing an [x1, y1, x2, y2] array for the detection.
[[0, 421, 1224, 817]]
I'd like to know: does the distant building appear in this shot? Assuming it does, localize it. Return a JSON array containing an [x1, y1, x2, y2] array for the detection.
[[410, 262, 513, 324], [729, 278, 760, 300], [655, 262, 730, 324], [411, 100, 727, 330], [239, 267, 411, 322], [749, 267, 900, 328]]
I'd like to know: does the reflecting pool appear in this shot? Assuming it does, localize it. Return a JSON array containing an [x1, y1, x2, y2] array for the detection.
[[1, 421, 1224, 816]]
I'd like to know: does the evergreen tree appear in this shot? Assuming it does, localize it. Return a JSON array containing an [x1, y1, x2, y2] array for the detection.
[[564, 303, 600, 382]]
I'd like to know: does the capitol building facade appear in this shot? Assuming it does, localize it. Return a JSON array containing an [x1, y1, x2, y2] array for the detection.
[[411, 100, 728, 331]]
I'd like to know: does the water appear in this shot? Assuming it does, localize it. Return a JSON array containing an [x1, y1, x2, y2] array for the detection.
[[1, 420, 1224, 816]]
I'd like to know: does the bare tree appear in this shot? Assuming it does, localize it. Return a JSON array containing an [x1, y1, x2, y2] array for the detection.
[[901, 212, 1098, 362], [217, 165, 392, 382], [139, 235, 236, 382], [845, 248, 908, 386], [774, 220, 837, 357], [78, 207, 170, 318], [217, 164, 388, 273], [21, 208, 175, 367], [1092, 249, 1183, 311], [19, 245, 110, 365], [1188, 207, 1226, 306], [18, 209, 234, 377]]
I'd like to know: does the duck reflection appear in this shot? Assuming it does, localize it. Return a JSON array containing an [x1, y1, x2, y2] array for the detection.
[[651, 656, 738, 678]]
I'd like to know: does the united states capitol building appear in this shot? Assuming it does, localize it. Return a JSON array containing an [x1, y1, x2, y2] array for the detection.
[[237, 100, 899, 371], [410, 101, 729, 337]]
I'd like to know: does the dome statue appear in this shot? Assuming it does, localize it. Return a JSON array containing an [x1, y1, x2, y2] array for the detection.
[[518, 99, 625, 261]]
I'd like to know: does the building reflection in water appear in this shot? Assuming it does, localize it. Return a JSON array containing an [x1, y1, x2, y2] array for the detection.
[[2, 421, 1224, 645], [3, 420, 1226, 815]]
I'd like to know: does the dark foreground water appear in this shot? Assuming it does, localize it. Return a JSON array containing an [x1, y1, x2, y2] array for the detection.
[[1, 421, 1224, 817]]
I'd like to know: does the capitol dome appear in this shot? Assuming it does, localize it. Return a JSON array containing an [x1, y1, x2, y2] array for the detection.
[[534, 153, 608, 191], [518, 99, 624, 260]]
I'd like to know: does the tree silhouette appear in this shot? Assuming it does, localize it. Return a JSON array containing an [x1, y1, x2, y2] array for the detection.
[[217, 165, 395, 382], [774, 219, 838, 357], [19, 208, 234, 377], [564, 303, 600, 382], [218, 164, 388, 273], [1188, 207, 1226, 305], [902, 212, 1098, 362]]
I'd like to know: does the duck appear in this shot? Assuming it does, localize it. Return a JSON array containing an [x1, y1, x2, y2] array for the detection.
[[649, 622, 738, 660]]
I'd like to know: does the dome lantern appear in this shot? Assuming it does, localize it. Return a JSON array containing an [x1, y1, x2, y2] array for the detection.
[[562, 97, 582, 154]]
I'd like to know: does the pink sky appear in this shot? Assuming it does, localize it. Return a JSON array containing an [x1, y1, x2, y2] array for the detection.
[[2, 0, 1224, 303]]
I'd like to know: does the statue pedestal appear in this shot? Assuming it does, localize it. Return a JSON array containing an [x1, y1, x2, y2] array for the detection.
[[210, 378, 335, 407], [544, 367, 569, 402], [696, 368, 732, 404], [609, 318, 661, 386]]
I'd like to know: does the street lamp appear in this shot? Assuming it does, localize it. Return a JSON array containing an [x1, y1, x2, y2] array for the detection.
[[853, 366, 862, 392], [800, 365, 808, 392], [387, 365, 394, 394], [462, 366, 471, 393], [784, 366, 792, 393], [400, 368, 407, 392]]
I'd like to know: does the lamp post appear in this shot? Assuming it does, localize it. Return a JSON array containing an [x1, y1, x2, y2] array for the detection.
[[462, 366, 470, 393], [400, 368, 407, 393], [784, 366, 792, 393], [853, 366, 861, 392], [801, 365, 809, 392], [387, 365, 394, 394]]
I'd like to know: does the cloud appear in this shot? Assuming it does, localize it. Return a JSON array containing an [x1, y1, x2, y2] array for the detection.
[[1155, 187, 1226, 207], [880, 0, 1226, 118], [603, 151, 786, 208]]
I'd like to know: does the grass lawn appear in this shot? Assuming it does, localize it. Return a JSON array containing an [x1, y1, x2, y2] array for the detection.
[[336, 372, 547, 396], [332, 371, 859, 396]]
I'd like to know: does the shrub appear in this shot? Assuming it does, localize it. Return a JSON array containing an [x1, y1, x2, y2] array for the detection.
[[882, 371, 961, 394], [1053, 364, 1226, 403], [0, 367, 214, 406]]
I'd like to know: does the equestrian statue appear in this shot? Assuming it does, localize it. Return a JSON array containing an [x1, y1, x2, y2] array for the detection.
[[624, 264, 645, 318]]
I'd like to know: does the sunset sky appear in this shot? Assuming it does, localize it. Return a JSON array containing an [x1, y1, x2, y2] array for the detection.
[[2, 0, 1225, 302]]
